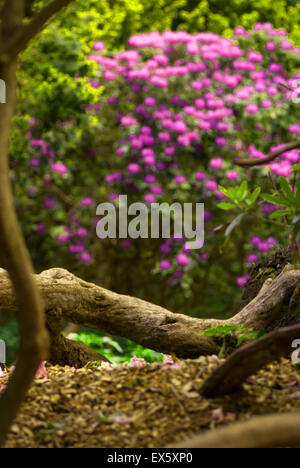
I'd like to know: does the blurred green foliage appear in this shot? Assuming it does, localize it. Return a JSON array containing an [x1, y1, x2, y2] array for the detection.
[[29, 0, 299, 54], [70, 330, 164, 364], [0, 315, 18, 365]]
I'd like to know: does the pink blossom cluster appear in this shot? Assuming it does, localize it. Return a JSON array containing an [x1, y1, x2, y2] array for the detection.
[[20, 24, 299, 291], [87, 24, 299, 287]]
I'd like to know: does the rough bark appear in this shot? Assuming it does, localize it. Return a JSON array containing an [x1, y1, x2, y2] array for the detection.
[[0, 268, 224, 360], [0, 0, 74, 447], [0, 266, 300, 364], [46, 306, 109, 367], [169, 412, 300, 448]]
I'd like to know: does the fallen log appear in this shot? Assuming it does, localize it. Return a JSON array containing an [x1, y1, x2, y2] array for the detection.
[[0, 265, 300, 366]]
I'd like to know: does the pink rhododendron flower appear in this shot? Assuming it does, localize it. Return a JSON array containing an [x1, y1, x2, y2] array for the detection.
[[226, 170, 239, 180], [121, 115, 137, 127], [266, 42, 276, 51], [93, 41, 105, 51], [69, 243, 85, 254], [237, 275, 250, 287], [245, 103, 259, 114], [50, 162, 68, 175], [176, 253, 190, 267], [81, 198, 93, 207], [43, 198, 56, 210], [205, 180, 218, 191], [195, 171, 206, 181], [209, 157, 223, 169], [159, 260, 171, 270], [143, 193, 156, 204], [79, 253, 92, 263], [247, 254, 259, 263], [251, 236, 261, 245], [77, 228, 89, 238], [127, 163, 140, 174], [174, 175, 186, 185], [30, 158, 40, 168], [258, 242, 271, 252], [151, 185, 163, 195]]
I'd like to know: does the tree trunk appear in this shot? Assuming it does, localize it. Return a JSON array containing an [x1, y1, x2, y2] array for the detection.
[[0, 0, 74, 446], [0, 47, 49, 450]]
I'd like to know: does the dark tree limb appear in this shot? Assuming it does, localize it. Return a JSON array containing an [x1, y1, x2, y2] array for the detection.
[[234, 141, 300, 168], [2, 0, 74, 60], [25, 0, 34, 18], [200, 324, 300, 397], [0, 0, 74, 447]]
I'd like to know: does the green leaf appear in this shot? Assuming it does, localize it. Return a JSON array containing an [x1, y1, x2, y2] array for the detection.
[[279, 176, 295, 203], [218, 185, 228, 196], [249, 187, 261, 204], [256, 328, 266, 339], [225, 214, 244, 237], [218, 185, 240, 202], [292, 163, 300, 171], [217, 202, 236, 210], [261, 193, 291, 207], [269, 209, 291, 219], [238, 180, 248, 201]]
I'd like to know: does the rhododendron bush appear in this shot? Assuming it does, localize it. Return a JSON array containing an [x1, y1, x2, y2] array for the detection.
[[13, 23, 300, 315]]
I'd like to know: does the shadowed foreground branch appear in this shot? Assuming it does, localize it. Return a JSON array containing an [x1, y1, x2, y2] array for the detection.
[[0, 0, 75, 447], [200, 323, 300, 397], [168, 412, 300, 448], [234, 141, 300, 167]]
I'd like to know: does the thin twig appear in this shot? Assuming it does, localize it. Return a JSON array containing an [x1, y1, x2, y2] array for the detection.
[[234, 141, 300, 168]]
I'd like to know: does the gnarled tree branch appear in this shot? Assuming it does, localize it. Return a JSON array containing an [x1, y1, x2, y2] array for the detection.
[[0, 266, 300, 365]]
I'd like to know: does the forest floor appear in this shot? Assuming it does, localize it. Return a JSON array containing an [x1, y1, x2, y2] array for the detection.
[[1, 356, 300, 448]]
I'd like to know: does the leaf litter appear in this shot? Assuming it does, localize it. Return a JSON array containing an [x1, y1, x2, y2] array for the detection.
[[1, 356, 300, 448]]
